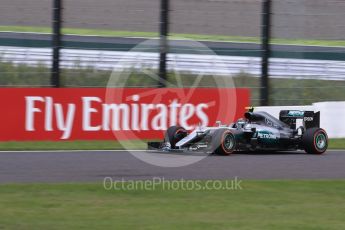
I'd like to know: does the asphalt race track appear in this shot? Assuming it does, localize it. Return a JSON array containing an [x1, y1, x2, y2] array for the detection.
[[1, 0, 345, 40], [0, 150, 344, 183]]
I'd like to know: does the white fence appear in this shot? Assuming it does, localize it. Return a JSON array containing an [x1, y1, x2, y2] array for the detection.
[[1, 46, 345, 80]]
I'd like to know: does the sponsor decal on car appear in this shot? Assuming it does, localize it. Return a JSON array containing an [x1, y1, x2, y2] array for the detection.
[[257, 132, 277, 139], [287, 110, 305, 117], [304, 116, 314, 122]]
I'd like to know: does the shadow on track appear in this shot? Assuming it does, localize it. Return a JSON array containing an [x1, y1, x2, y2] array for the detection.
[[146, 150, 308, 156]]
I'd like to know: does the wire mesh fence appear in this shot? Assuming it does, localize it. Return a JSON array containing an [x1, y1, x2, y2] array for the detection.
[[63, 0, 160, 33], [271, 0, 345, 40], [0, 0, 344, 106], [169, 0, 262, 37]]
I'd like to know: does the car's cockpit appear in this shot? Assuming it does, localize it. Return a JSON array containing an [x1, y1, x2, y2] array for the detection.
[[231, 111, 289, 130]]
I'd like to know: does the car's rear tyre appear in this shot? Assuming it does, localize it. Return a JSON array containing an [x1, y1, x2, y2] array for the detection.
[[212, 129, 236, 155], [302, 128, 328, 154], [165, 126, 187, 149]]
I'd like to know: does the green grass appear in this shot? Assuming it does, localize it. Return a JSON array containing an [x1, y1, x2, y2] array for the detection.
[[329, 139, 345, 149], [0, 139, 343, 151], [0, 140, 149, 151], [0, 181, 344, 229], [1, 25, 345, 46]]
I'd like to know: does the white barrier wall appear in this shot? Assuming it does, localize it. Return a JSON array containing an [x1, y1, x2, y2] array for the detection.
[[2, 46, 345, 80], [256, 101, 345, 138]]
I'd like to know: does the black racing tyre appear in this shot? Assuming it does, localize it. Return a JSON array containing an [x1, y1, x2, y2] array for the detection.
[[164, 126, 187, 149], [211, 129, 236, 155], [302, 128, 328, 154]]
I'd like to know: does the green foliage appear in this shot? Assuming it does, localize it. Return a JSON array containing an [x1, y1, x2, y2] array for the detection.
[[0, 60, 50, 86], [1, 60, 344, 106], [232, 73, 345, 106]]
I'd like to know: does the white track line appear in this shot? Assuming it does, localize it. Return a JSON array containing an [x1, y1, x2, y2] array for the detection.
[[0, 149, 344, 153], [0, 149, 146, 153]]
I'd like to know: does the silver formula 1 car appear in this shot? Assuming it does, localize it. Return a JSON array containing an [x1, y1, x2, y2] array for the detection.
[[148, 108, 328, 155]]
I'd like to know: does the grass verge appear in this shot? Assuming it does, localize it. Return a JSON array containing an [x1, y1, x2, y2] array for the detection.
[[0, 139, 343, 151], [0, 181, 344, 229], [0, 140, 148, 151], [329, 139, 345, 149], [1, 25, 345, 46]]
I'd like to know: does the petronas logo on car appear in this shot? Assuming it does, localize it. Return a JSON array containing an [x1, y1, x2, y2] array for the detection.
[[257, 132, 277, 139]]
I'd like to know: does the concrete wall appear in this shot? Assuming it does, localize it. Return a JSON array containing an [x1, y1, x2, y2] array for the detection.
[[256, 101, 345, 138]]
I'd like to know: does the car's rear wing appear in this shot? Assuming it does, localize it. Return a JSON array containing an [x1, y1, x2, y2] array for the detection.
[[279, 110, 320, 130]]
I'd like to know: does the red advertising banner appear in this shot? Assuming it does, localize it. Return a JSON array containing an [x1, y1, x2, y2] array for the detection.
[[0, 88, 249, 141]]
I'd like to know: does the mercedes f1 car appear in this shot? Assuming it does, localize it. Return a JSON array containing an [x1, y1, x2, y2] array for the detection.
[[148, 108, 328, 155]]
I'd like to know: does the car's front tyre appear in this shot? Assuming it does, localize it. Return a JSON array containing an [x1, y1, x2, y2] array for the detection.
[[212, 129, 236, 155], [165, 126, 187, 149]]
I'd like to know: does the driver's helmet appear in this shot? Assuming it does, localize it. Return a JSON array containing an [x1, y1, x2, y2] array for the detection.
[[236, 118, 248, 128]]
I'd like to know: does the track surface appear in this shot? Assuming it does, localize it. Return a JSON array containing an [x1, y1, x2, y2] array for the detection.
[[0, 150, 344, 183], [1, 0, 345, 40]]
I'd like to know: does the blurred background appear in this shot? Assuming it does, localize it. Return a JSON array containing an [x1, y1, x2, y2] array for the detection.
[[0, 0, 344, 106]]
